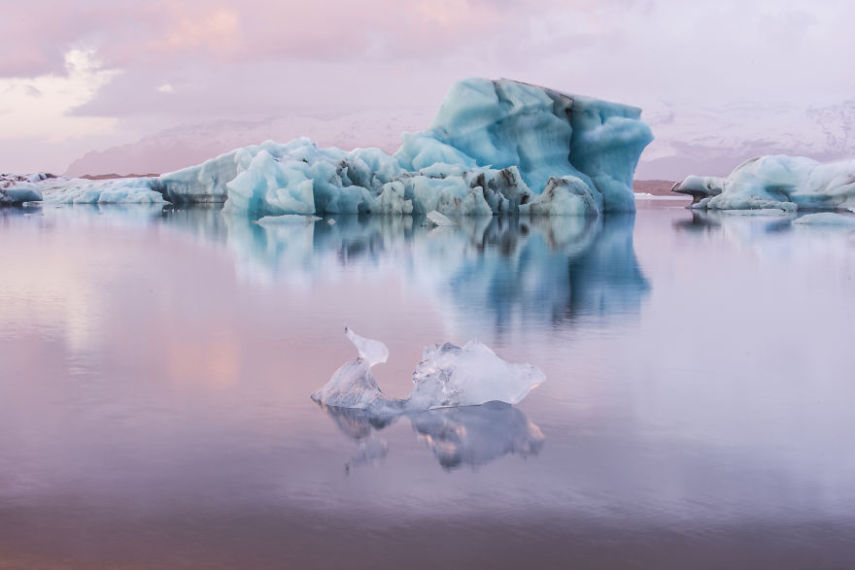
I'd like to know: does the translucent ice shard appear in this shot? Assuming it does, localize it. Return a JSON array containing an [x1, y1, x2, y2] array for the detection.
[[311, 328, 544, 412], [407, 341, 545, 409], [344, 326, 389, 367], [310, 359, 385, 410]]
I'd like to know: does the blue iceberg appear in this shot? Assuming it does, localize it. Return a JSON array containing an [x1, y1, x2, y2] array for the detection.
[[4, 78, 652, 216], [673, 155, 855, 212]]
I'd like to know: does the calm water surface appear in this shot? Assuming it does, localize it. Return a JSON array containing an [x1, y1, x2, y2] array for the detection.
[[1, 202, 854, 569]]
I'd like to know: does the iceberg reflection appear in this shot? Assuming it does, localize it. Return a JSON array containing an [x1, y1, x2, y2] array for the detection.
[[319, 401, 544, 472], [215, 213, 650, 331], [18, 206, 651, 334]]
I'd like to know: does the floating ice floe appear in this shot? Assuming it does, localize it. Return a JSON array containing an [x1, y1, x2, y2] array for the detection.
[[792, 212, 855, 227], [313, 327, 546, 470], [311, 327, 545, 414], [2, 78, 652, 216], [673, 155, 855, 212]]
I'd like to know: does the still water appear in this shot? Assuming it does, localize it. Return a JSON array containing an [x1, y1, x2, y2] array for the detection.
[[1, 202, 854, 569]]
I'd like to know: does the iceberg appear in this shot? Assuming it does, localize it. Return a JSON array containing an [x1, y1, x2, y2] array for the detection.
[[792, 212, 855, 227], [673, 155, 855, 212], [311, 327, 545, 414], [1, 173, 46, 205], [1, 173, 164, 205], [3, 78, 652, 216]]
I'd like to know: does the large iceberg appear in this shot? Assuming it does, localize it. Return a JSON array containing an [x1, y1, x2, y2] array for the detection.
[[673, 155, 855, 212], [4, 78, 652, 216]]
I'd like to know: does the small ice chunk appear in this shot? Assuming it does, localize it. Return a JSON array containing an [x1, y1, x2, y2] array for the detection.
[[345, 326, 389, 366], [426, 210, 456, 227], [793, 213, 855, 226], [311, 329, 544, 411], [311, 359, 384, 409], [407, 341, 545, 409]]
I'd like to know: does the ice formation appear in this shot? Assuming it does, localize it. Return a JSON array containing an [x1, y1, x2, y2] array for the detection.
[[1, 173, 46, 205], [673, 155, 855, 211], [311, 327, 544, 414], [3, 78, 652, 216], [1, 173, 164, 205], [792, 212, 855, 227]]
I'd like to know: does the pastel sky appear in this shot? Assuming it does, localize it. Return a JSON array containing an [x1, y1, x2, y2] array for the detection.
[[2, 0, 854, 173]]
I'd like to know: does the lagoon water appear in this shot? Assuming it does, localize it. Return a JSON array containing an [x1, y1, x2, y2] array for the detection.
[[1, 201, 854, 569]]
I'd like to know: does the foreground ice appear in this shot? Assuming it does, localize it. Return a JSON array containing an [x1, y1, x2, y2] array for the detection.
[[3, 78, 652, 216], [311, 327, 544, 413], [312, 327, 546, 470], [673, 156, 855, 211]]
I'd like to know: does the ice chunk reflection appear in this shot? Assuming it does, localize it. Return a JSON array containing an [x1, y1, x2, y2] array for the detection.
[[319, 402, 544, 472], [314, 328, 546, 471]]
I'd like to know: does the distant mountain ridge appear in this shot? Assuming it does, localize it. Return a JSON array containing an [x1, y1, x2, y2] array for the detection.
[[65, 100, 855, 181]]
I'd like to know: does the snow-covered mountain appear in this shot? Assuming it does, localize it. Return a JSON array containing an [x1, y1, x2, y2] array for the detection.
[[638, 99, 855, 179], [65, 109, 434, 177]]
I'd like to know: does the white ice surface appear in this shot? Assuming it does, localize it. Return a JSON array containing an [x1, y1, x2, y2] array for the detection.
[[2, 175, 164, 205], [793, 212, 855, 226], [674, 155, 855, 212]]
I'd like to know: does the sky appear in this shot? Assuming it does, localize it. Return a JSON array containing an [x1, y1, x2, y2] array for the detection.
[[1, 0, 854, 174]]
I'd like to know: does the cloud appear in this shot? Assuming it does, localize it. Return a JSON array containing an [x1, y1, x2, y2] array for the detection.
[[0, 50, 118, 143], [4, 0, 855, 173]]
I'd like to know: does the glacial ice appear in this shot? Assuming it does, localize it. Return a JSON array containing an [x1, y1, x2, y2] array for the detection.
[[792, 212, 855, 227], [1, 173, 46, 205], [344, 325, 389, 367], [2, 78, 652, 216], [673, 155, 855, 212], [311, 327, 544, 413], [2, 173, 165, 205]]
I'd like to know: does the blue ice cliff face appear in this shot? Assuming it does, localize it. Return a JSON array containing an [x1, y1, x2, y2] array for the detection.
[[673, 155, 855, 212], [3, 78, 653, 216]]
